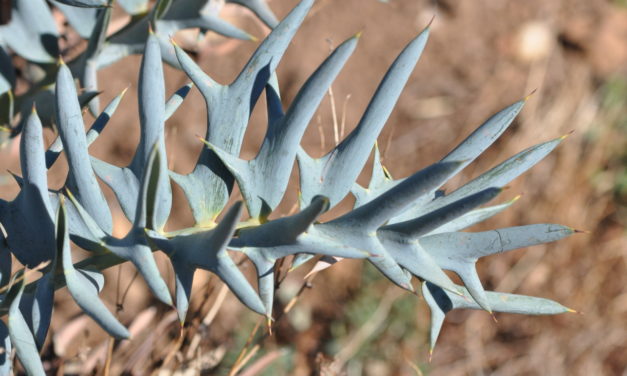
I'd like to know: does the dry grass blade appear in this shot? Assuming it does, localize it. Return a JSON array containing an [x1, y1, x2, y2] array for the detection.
[[238, 348, 287, 376], [0, 260, 50, 294], [230, 344, 261, 376], [330, 286, 404, 372], [228, 319, 263, 376], [122, 311, 179, 374], [202, 282, 229, 326]]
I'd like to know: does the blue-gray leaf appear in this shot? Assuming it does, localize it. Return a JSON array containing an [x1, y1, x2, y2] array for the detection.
[[146, 201, 264, 322], [46, 88, 128, 169], [54, 0, 109, 7], [419, 224, 576, 312], [57, 199, 130, 339], [298, 25, 430, 208], [171, 0, 314, 226], [422, 282, 572, 353], [227, 0, 279, 28], [55, 61, 112, 233], [397, 136, 565, 221], [8, 276, 46, 375], [206, 34, 358, 218], [0, 0, 59, 63]]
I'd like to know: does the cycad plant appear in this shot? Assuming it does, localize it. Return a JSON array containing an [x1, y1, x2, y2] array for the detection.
[[0, 0, 580, 373], [0, 0, 277, 143]]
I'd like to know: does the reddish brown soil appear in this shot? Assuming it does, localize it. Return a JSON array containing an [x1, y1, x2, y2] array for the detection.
[[1, 0, 626, 374]]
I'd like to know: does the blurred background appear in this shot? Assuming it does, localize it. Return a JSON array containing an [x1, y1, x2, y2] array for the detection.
[[1, 0, 626, 374]]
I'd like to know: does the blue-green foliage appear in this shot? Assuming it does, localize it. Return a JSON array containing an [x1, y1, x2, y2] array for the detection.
[[0, 0, 578, 373], [0, 0, 277, 139]]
